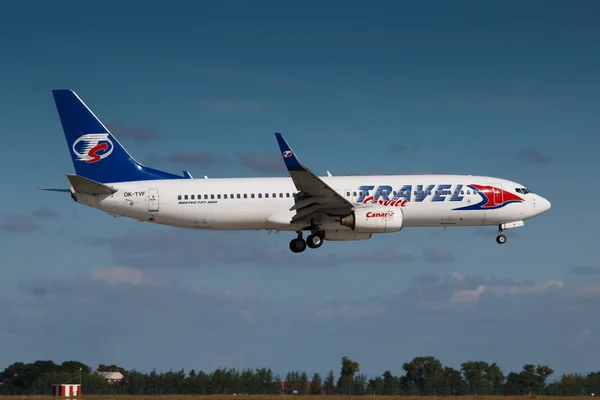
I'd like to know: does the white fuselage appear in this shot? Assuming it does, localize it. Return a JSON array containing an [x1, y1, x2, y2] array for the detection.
[[72, 174, 550, 235]]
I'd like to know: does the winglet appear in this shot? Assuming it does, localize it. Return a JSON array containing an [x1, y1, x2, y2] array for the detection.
[[275, 132, 305, 172]]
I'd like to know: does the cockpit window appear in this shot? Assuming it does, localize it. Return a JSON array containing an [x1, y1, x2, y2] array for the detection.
[[515, 187, 531, 194]]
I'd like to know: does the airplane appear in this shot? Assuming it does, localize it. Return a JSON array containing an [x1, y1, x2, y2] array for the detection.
[[46, 89, 551, 253]]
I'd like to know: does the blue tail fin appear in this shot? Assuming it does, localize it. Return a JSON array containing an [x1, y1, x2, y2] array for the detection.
[[52, 89, 183, 183]]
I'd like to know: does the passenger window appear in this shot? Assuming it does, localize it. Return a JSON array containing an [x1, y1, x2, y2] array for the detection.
[[286, 193, 290, 197], [224, 194, 228, 199], [184, 195, 188, 200], [258, 194, 262, 198], [251, 194, 255, 198], [346, 191, 350, 197], [460, 190, 464, 195], [178, 195, 182, 200], [265, 193, 269, 198]]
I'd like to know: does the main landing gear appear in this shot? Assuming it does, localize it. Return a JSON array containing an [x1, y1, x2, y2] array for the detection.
[[289, 230, 324, 253], [496, 225, 507, 244]]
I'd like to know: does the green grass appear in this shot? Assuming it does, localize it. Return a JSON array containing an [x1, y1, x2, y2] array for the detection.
[[0, 396, 585, 400]]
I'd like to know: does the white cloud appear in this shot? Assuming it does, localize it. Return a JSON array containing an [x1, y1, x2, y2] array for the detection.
[[90, 266, 165, 286], [449, 285, 486, 304], [91, 229, 422, 269], [451, 272, 466, 281], [2, 268, 599, 377], [485, 280, 565, 297]]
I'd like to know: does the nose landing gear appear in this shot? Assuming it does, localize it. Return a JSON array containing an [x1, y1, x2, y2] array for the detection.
[[496, 225, 507, 244], [494, 221, 524, 244]]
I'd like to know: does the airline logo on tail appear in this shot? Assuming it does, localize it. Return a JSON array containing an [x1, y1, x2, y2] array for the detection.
[[72, 134, 114, 163]]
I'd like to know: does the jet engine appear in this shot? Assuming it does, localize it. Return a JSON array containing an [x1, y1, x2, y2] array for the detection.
[[340, 205, 404, 233]]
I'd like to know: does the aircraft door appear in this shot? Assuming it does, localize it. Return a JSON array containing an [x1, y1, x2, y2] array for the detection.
[[489, 183, 503, 206], [148, 188, 159, 212]]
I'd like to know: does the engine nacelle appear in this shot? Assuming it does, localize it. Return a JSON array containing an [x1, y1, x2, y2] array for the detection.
[[340, 206, 404, 233], [323, 229, 372, 241]]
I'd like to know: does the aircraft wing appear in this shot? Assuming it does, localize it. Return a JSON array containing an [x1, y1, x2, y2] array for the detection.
[[275, 132, 355, 223]]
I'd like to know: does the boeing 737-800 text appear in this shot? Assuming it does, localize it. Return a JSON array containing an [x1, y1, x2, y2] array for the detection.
[[46, 90, 551, 253]]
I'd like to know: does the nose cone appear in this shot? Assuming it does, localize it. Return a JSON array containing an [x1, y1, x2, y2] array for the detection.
[[538, 196, 551, 214]]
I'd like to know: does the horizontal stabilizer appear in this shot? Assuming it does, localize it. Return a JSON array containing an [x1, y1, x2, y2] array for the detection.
[[39, 188, 71, 193], [67, 174, 118, 195]]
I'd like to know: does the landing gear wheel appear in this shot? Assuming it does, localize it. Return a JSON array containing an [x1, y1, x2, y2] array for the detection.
[[289, 238, 307, 253], [496, 234, 507, 244], [306, 234, 323, 249]]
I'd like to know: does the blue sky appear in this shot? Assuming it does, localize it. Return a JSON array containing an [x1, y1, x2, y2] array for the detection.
[[1, 0, 599, 382]]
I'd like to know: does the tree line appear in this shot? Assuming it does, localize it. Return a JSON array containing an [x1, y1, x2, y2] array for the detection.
[[0, 356, 598, 396]]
